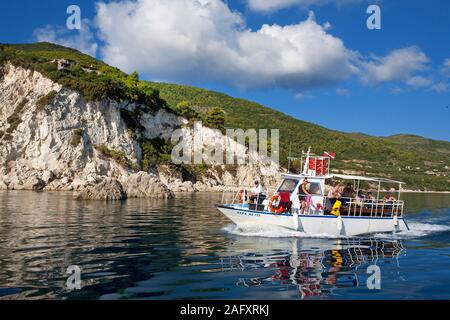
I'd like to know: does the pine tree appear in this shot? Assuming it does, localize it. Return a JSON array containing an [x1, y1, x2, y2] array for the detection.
[[205, 107, 225, 131]]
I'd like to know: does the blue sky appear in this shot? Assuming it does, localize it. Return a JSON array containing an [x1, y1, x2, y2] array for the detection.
[[1, 0, 449, 141]]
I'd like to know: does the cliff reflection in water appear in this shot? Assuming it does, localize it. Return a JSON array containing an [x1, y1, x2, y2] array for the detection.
[[219, 238, 405, 299]]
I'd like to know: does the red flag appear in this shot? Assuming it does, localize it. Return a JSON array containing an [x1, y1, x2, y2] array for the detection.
[[316, 159, 323, 175], [308, 158, 316, 170], [323, 151, 336, 159], [309, 158, 327, 175]]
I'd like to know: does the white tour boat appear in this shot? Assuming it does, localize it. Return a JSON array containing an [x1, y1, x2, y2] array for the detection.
[[217, 148, 410, 236]]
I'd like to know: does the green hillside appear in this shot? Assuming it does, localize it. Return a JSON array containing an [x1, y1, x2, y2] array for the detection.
[[1, 42, 449, 190], [147, 82, 449, 190]]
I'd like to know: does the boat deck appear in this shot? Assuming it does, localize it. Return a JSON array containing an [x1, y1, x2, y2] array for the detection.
[[247, 202, 402, 217]]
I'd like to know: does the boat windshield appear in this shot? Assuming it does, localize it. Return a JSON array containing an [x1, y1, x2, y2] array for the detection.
[[308, 182, 323, 195], [278, 179, 299, 193]]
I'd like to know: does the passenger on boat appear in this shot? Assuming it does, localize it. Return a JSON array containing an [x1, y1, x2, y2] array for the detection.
[[364, 191, 375, 205], [383, 193, 396, 204], [299, 178, 311, 214], [327, 183, 341, 206], [235, 188, 247, 203], [341, 183, 355, 205], [249, 180, 265, 204], [355, 190, 366, 206], [279, 192, 292, 213], [291, 193, 301, 215]]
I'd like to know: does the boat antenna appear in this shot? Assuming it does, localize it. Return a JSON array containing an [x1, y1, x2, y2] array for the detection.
[[303, 147, 311, 175]]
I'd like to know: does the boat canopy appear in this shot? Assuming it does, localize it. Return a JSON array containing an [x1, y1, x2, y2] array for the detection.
[[330, 174, 404, 185], [281, 173, 404, 185]]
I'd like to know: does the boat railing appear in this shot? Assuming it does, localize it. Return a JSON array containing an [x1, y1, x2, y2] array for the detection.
[[221, 187, 404, 218], [220, 185, 277, 208], [326, 197, 404, 218]]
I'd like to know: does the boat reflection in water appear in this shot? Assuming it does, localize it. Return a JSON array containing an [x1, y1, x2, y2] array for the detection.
[[219, 237, 405, 299]]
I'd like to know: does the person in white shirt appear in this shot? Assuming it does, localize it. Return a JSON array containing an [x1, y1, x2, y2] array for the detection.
[[249, 181, 263, 203], [291, 192, 301, 214]]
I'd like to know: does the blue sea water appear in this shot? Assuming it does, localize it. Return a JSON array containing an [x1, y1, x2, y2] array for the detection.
[[0, 191, 449, 300]]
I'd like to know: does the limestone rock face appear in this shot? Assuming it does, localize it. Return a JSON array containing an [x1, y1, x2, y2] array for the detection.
[[77, 178, 126, 201], [0, 180, 7, 190], [0, 63, 281, 200], [121, 172, 175, 199], [18, 176, 46, 191]]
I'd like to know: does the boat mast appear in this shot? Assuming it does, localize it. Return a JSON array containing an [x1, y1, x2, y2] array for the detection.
[[302, 147, 311, 175]]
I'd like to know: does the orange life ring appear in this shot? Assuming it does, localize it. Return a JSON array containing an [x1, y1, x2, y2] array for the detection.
[[269, 195, 285, 214]]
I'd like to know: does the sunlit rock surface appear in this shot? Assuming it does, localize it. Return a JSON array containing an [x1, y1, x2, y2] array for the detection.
[[0, 64, 280, 200]]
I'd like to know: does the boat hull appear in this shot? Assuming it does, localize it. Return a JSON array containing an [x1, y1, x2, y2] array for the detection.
[[217, 205, 409, 237]]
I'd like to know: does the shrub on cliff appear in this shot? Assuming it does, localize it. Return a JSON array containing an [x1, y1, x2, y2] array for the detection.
[[141, 137, 173, 171], [95, 144, 130, 168], [0, 43, 169, 111], [6, 98, 28, 134], [70, 129, 84, 147], [174, 101, 201, 123], [36, 91, 57, 112], [204, 107, 225, 132]]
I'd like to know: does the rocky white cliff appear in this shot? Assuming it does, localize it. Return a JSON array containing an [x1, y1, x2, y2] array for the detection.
[[0, 63, 280, 199]]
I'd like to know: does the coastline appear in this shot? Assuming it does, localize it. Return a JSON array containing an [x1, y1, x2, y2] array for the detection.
[[0, 189, 449, 195], [401, 190, 450, 194]]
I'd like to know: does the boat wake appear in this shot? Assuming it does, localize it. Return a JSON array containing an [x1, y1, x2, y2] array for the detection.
[[223, 221, 450, 240], [223, 224, 340, 239], [373, 222, 450, 239]]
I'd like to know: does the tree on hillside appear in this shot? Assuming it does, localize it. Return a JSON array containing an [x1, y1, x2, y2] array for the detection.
[[128, 71, 140, 87], [175, 101, 201, 123], [205, 107, 225, 131], [131, 71, 139, 81]]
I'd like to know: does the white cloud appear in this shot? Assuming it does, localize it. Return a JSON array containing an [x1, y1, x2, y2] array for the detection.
[[30, 0, 444, 95], [432, 82, 450, 93], [360, 46, 430, 86], [95, 0, 357, 89], [33, 19, 98, 57], [360, 48, 450, 93], [336, 88, 350, 96], [442, 59, 450, 77], [294, 91, 313, 100], [405, 76, 433, 88], [390, 87, 405, 95], [247, 0, 301, 12], [246, 0, 362, 13]]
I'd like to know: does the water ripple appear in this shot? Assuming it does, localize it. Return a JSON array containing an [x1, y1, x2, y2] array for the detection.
[[0, 191, 449, 300]]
